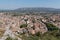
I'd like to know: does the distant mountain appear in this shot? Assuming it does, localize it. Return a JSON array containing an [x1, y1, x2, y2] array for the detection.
[[13, 7, 60, 13], [0, 7, 60, 13]]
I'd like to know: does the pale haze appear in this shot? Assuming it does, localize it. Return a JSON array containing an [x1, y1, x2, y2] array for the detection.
[[0, 0, 60, 9]]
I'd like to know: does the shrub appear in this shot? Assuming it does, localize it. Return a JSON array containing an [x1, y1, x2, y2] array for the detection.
[[20, 24, 27, 28], [5, 36, 12, 40], [45, 23, 59, 31], [5, 36, 18, 40], [21, 35, 39, 40]]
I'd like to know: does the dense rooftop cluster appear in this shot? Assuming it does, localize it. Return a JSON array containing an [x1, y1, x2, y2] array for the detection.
[[0, 13, 60, 40]]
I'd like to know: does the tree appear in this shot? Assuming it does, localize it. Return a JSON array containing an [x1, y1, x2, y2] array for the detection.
[[5, 36, 12, 40], [24, 18, 28, 27], [20, 24, 28, 28], [32, 18, 36, 30], [44, 23, 59, 31]]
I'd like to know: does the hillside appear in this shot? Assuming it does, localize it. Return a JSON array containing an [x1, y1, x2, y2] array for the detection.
[[0, 7, 60, 13]]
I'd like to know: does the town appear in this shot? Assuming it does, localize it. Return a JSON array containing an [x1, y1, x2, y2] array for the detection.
[[0, 13, 60, 40]]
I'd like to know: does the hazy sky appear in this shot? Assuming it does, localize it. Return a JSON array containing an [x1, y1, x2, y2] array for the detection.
[[0, 0, 60, 9]]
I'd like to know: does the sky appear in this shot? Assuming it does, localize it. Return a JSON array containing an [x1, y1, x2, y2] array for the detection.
[[0, 0, 60, 10]]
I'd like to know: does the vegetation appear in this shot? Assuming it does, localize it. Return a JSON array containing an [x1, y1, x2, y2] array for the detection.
[[0, 29, 5, 38], [21, 34, 39, 40], [20, 24, 28, 28], [32, 18, 35, 23], [5, 36, 12, 40], [22, 18, 28, 27], [5, 36, 18, 40], [44, 23, 59, 31], [42, 30, 60, 40], [19, 30, 60, 40], [19, 23, 60, 40]]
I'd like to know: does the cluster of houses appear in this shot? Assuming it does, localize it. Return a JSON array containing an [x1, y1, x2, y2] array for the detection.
[[0, 13, 60, 40]]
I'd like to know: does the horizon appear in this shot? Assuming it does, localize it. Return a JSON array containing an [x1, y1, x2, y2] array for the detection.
[[0, 7, 60, 10], [0, 0, 60, 10]]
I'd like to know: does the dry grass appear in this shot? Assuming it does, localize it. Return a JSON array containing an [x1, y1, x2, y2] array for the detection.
[[0, 28, 5, 38]]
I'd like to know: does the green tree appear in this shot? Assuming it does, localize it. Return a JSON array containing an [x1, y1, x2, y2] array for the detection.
[[44, 23, 59, 31], [20, 24, 28, 28], [5, 36, 12, 40]]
